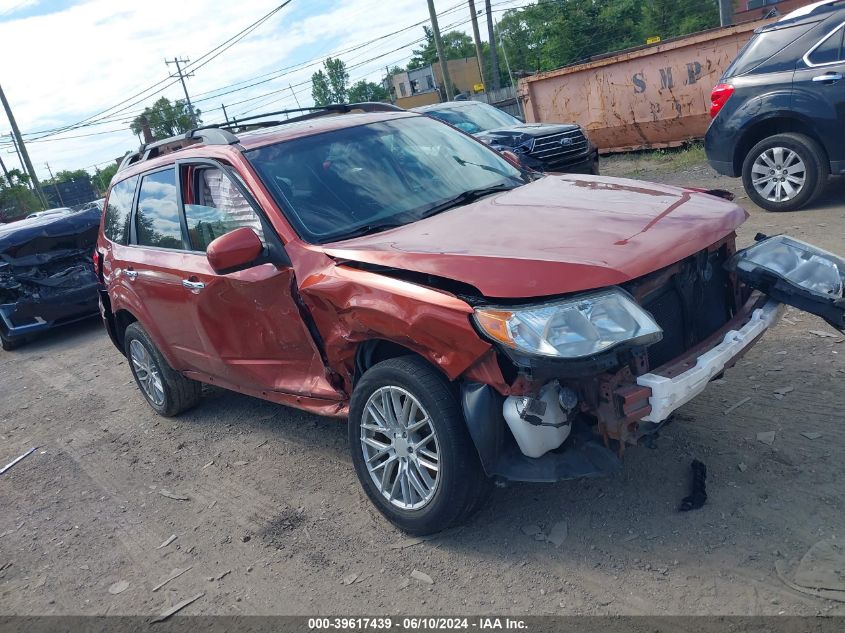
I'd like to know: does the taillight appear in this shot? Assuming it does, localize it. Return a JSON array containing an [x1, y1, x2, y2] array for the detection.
[[709, 83, 734, 118]]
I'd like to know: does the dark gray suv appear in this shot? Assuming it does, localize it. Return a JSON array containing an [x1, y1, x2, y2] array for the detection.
[[705, 0, 845, 211]]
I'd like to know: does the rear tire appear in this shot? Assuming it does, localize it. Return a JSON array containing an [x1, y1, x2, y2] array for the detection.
[[741, 133, 828, 212], [123, 322, 201, 417], [348, 356, 491, 535]]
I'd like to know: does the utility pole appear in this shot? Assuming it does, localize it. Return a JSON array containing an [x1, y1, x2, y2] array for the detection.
[[0, 153, 9, 181], [0, 84, 46, 206], [468, 1, 487, 93], [166, 57, 197, 126], [385, 65, 395, 103], [8, 133, 25, 176], [719, 0, 734, 26], [427, 0, 455, 101], [44, 162, 63, 207], [497, 20, 524, 119], [8, 133, 23, 173], [221, 103, 230, 125], [289, 84, 302, 109], [718, 0, 733, 26], [484, 0, 501, 91]]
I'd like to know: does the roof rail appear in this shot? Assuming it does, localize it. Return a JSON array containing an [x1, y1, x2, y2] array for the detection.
[[115, 102, 405, 173], [118, 128, 240, 172], [226, 102, 405, 132]]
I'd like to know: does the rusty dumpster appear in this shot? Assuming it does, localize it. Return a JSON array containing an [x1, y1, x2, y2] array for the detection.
[[518, 20, 773, 153]]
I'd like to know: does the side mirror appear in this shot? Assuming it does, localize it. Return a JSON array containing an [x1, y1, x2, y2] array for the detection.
[[206, 227, 264, 274]]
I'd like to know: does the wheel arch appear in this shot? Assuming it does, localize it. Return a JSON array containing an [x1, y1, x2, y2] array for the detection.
[[733, 115, 829, 175], [112, 308, 138, 353], [354, 339, 449, 386]]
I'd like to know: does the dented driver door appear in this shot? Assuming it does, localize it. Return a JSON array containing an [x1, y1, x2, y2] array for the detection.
[[176, 161, 339, 401]]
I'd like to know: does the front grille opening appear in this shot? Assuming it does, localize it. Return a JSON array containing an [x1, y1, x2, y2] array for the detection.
[[636, 248, 734, 369]]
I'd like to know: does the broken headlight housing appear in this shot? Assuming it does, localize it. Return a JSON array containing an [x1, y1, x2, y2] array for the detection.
[[731, 235, 845, 297], [474, 288, 662, 359]]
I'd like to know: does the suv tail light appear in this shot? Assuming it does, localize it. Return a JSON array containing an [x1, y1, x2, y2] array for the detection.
[[709, 83, 735, 118]]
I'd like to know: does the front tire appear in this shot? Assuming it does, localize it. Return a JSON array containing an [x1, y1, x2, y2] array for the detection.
[[123, 323, 202, 417], [1, 333, 26, 351], [741, 133, 828, 212], [348, 356, 491, 535]]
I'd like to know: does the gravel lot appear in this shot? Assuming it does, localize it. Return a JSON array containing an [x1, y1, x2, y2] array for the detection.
[[1, 153, 844, 617]]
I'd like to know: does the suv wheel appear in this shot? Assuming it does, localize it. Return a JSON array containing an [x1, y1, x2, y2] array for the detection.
[[348, 356, 491, 535], [124, 323, 202, 417], [742, 133, 828, 212]]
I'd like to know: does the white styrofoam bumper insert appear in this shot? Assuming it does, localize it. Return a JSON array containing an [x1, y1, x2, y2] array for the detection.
[[636, 300, 782, 423]]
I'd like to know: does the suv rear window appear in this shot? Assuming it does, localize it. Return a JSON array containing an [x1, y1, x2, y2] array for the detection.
[[103, 176, 138, 245], [135, 168, 184, 250], [726, 22, 817, 75]]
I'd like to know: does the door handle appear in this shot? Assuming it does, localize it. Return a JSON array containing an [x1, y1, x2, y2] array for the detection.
[[812, 72, 843, 82], [124, 269, 138, 280], [181, 279, 205, 291]]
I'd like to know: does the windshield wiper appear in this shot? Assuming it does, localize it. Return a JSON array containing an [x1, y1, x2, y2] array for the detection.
[[419, 183, 517, 219], [334, 220, 408, 240]]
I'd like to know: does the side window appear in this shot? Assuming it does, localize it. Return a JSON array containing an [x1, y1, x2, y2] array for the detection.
[[184, 167, 265, 252], [808, 25, 845, 65], [136, 168, 184, 250], [103, 176, 138, 244]]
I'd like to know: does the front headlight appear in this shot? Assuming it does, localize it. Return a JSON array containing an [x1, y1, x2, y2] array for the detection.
[[731, 235, 845, 297], [473, 288, 663, 359]]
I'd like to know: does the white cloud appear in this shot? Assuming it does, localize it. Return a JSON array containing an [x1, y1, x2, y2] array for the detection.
[[0, 0, 38, 17], [0, 0, 532, 178]]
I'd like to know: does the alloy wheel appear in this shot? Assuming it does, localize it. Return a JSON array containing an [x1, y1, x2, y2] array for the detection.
[[751, 147, 806, 203], [360, 386, 440, 510], [129, 339, 165, 407]]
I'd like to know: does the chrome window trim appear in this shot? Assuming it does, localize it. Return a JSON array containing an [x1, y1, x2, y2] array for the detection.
[[803, 20, 845, 67]]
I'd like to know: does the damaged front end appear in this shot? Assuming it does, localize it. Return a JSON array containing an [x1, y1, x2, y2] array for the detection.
[[0, 209, 101, 348], [460, 236, 762, 482], [461, 231, 845, 484]]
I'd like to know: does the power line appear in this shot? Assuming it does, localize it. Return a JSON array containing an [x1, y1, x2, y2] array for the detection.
[[22, 0, 295, 142]]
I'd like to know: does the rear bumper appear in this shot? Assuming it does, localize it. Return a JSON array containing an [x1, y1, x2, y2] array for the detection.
[[636, 299, 782, 422]]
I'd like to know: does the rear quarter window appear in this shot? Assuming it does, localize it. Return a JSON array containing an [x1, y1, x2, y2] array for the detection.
[[103, 176, 138, 244], [726, 22, 817, 76]]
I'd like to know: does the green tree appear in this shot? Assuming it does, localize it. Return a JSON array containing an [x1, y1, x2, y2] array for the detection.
[[408, 27, 476, 69], [348, 80, 389, 103], [50, 169, 92, 186], [0, 169, 43, 221], [129, 97, 200, 140], [311, 57, 349, 106], [94, 163, 119, 192], [494, 0, 719, 76]]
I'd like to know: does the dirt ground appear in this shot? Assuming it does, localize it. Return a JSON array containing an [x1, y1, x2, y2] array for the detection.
[[2, 152, 845, 617]]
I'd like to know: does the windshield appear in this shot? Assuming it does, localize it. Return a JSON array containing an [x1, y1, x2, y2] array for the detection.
[[245, 115, 526, 243], [422, 102, 522, 134]]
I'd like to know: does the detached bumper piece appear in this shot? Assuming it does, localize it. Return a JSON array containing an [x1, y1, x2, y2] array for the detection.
[[637, 300, 782, 423], [730, 234, 845, 330]]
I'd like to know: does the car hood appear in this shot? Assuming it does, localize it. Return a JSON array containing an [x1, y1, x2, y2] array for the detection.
[[475, 123, 579, 146], [320, 174, 748, 299]]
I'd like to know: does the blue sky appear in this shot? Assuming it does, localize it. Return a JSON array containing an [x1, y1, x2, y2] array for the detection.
[[0, 0, 532, 180]]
